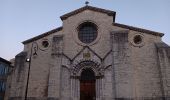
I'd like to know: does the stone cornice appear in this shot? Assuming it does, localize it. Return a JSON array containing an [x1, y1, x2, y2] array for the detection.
[[113, 23, 164, 37], [22, 27, 62, 44], [60, 5, 116, 21]]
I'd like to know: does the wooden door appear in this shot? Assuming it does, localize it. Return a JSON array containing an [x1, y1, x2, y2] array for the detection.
[[80, 68, 96, 100]]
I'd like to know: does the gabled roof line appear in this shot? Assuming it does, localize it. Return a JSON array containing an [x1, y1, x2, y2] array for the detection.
[[22, 27, 62, 44], [113, 23, 164, 37], [60, 5, 116, 20]]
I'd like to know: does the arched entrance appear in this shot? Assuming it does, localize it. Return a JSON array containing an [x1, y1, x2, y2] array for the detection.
[[80, 68, 96, 100]]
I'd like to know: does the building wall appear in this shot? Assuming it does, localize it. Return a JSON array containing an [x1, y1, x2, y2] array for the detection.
[[156, 43, 170, 99], [110, 25, 163, 99], [0, 58, 11, 100]]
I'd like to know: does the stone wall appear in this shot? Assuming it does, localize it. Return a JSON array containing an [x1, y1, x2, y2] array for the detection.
[[111, 30, 134, 99], [130, 33, 163, 98], [9, 52, 27, 100], [156, 42, 170, 99]]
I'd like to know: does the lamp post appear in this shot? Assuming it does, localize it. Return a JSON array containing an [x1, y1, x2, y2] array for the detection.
[[25, 42, 38, 100]]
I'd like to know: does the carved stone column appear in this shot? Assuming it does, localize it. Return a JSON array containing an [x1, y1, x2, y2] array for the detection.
[[96, 78, 103, 100], [70, 77, 80, 100], [96, 79, 99, 100]]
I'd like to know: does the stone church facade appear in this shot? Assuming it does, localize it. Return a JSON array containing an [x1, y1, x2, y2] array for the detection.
[[8, 5, 170, 100]]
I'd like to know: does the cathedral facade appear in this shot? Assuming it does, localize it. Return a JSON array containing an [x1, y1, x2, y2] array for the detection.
[[8, 5, 170, 100]]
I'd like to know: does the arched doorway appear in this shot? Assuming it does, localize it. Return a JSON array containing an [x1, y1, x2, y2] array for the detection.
[[80, 68, 96, 100]]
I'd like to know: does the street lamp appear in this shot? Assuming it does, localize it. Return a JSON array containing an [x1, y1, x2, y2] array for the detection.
[[26, 58, 30, 62], [25, 42, 38, 100]]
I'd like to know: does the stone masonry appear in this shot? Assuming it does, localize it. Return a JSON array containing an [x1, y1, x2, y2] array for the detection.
[[7, 5, 170, 100]]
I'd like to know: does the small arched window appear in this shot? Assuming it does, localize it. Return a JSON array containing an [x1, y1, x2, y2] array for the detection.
[[78, 22, 97, 44]]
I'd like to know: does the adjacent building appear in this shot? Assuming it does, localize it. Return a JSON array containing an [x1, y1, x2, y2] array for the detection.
[[0, 57, 11, 100], [8, 5, 170, 100]]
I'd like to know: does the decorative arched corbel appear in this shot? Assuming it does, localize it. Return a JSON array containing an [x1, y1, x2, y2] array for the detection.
[[71, 60, 104, 79]]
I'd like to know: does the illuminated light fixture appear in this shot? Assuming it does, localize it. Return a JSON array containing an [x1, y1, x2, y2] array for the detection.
[[26, 58, 30, 62]]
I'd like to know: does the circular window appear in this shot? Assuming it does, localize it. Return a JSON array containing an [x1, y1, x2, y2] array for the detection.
[[133, 35, 142, 44], [42, 40, 49, 48], [131, 34, 145, 47], [78, 22, 97, 44]]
